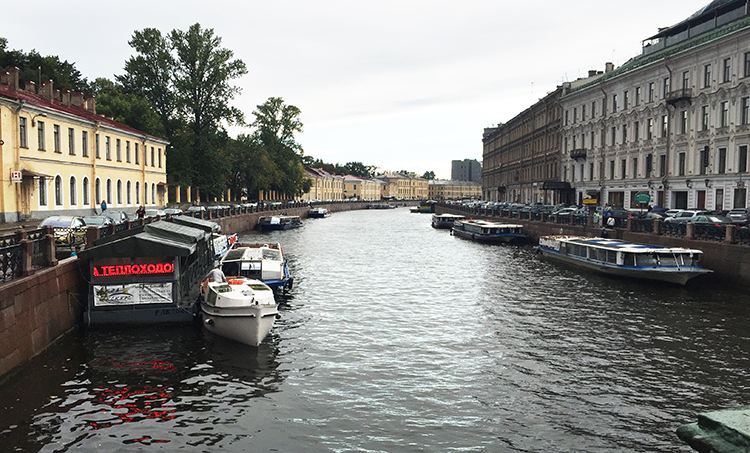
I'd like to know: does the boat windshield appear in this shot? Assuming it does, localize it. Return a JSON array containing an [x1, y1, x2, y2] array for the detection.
[[262, 249, 281, 260]]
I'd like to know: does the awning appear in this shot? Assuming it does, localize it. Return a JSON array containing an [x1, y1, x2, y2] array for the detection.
[[542, 181, 572, 190], [78, 233, 196, 260], [21, 169, 47, 178]]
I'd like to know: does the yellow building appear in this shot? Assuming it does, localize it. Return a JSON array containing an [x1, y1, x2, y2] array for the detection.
[[428, 180, 482, 200], [381, 173, 428, 199], [302, 167, 344, 201], [343, 175, 380, 200], [0, 67, 168, 222]]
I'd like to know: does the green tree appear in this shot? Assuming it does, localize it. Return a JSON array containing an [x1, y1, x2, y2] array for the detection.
[[92, 78, 165, 137], [422, 171, 435, 180], [118, 24, 247, 197], [251, 97, 310, 198], [0, 38, 90, 92], [344, 161, 375, 178]]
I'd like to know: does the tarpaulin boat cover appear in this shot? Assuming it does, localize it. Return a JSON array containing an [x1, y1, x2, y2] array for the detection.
[[79, 221, 207, 259], [169, 215, 221, 233]]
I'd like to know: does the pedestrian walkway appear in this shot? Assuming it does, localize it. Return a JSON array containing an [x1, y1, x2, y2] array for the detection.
[[0, 220, 41, 235]]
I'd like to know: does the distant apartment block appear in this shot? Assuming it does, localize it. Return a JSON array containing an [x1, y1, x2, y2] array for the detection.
[[451, 159, 482, 184]]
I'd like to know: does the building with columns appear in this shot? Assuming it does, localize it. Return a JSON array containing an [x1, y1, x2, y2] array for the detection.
[[0, 67, 168, 222], [560, 0, 750, 211]]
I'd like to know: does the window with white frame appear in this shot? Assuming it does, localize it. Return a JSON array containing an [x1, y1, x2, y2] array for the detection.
[[69, 176, 77, 205], [55, 175, 63, 206]]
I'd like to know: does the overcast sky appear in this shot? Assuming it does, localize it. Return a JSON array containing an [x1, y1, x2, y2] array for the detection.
[[2, 0, 710, 178]]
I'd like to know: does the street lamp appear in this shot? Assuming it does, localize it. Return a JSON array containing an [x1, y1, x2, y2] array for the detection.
[[31, 113, 47, 127]]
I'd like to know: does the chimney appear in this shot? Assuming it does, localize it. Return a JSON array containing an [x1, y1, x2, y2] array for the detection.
[[588, 70, 598, 77], [84, 95, 96, 114], [605, 62, 614, 73], [61, 90, 70, 106], [24, 81, 36, 94], [3, 67, 20, 91], [40, 79, 54, 101], [53, 89, 61, 102], [70, 92, 84, 108]]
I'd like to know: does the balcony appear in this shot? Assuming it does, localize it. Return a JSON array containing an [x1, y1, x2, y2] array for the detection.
[[666, 88, 692, 106], [569, 148, 587, 160]]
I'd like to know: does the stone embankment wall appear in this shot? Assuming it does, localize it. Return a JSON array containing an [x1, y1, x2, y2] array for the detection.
[[0, 257, 83, 381], [436, 206, 750, 286]]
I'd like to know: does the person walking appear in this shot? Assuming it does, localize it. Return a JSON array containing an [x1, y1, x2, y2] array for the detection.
[[100, 200, 107, 213]]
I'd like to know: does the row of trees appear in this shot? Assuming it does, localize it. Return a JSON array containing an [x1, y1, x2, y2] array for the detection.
[[1, 29, 434, 201]]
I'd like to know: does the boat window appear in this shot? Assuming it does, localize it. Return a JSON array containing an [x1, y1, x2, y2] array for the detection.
[[590, 248, 607, 262], [657, 253, 678, 266], [248, 283, 270, 291], [623, 253, 635, 266], [569, 244, 587, 257], [636, 254, 659, 267], [214, 284, 233, 293], [222, 263, 241, 276], [606, 250, 618, 264], [262, 249, 281, 260], [206, 289, 217, 306]]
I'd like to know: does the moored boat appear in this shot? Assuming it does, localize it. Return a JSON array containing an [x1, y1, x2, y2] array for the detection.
[[537, 235, 712, 285], [451, 219, 527, 244], [201, 277, 278, 346], [256, 215, 302, 231], [308, 207, 331, 218], [219, 242, 293, 291], [431, 213, 466, 229]]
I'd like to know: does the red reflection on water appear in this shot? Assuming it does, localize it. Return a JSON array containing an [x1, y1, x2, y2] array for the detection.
[[87, 358, 178, 437]]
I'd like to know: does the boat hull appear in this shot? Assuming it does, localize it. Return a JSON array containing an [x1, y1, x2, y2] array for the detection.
[[258, 222, 301, 231], [200, 303, 279, 346], [538, 247, 710, 285]]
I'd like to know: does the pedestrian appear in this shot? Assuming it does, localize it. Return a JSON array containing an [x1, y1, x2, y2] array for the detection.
[[101, 200, 107, 213], [136, 205, 145, 219], [201, 263, 227, 296], [70, 246, 81, 257], [607, 215, 616, 228]]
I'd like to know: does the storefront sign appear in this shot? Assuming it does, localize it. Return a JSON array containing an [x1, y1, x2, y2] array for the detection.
[[93, 262, 174, 277], [93, 282, 173, 306], [635, 193, 651, 204]]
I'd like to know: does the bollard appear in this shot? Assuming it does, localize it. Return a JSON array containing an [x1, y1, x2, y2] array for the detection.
[[726, 224, 736, 243], [45, 225, 58, 267], [17, 229, 34, 277]]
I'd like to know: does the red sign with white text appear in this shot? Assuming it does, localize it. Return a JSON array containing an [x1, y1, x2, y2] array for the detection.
[[93, 262, 175, 277]]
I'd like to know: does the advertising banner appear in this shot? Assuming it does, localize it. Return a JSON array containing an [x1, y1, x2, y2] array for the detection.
[[93, 282, 173, 307]]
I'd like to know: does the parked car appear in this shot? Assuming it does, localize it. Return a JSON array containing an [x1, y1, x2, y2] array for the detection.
[[727, 208, 750, 225], [82, 216, 114, 227], [683, 215, 732, 225], [637, 211, 667, 220], [145, 209, 166, 218], [39, 216, 87, 247], [663, 210, 708, 223], [186, 206, 206, 214], [102, 210, 127, 224], [163, 208, 183, 216], [664, 209, 682, 217]]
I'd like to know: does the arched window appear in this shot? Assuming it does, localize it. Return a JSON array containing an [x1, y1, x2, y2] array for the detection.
[[106, 179, 112, 204], [55, 175, 63, 206], [117, 180, 122, 205], [69, 176, 77, 206], [151, 183, 156, 206], [135, 181, 140, 205], [126, 181, 132, 205], [83, 177, 90, 206], [95, 178, 101, 204]]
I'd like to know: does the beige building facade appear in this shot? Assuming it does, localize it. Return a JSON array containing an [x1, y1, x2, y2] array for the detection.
[[560, 0, 750, 210], [428, 180, 481, 200], [381, 173, 428, 199], [302, 167, 344, 201], [0, 67, 168, 222]]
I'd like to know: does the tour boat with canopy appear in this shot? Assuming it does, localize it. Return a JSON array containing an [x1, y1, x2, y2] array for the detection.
[[451, 219, 527, 244], [537, 235, 712, 285]]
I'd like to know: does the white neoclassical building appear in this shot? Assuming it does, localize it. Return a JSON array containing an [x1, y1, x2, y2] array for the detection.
[[560, 0, 750, 211]]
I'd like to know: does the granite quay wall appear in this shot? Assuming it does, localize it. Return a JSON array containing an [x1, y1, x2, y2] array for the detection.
[[0, 256, 83, 382], [437, 204, 750, 286]]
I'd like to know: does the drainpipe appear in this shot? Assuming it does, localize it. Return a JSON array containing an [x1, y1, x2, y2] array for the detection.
[[663, 61, 673, 204], [599, 83, 608, 205]]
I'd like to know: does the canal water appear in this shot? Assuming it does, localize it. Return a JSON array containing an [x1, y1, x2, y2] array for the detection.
[[2, 207, 750, 452]]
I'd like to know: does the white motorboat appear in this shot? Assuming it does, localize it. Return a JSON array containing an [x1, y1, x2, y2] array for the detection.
[[220, 242, 293, 291], [308, 207, 331, 218], [201, 277, 278, 346], [431, 213, 465, 229], [537, 235, 712, 285]]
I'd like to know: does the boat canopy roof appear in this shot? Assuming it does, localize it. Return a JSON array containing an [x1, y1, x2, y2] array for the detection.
[[459, 220, 523, 228], [79, 221, 208, 259], [170, 215, 221, 233], [554, 236, 704, 254]]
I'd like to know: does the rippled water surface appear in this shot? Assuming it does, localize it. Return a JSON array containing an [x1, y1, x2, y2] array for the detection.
[[3, 207, 750, 452]]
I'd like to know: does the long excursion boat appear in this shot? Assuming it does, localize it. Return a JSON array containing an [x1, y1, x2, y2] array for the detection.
[[451, 219, 527, 244], [537, 235, 712, 285], [256, 215, 302, 231], [431, 213, 466, 229]]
